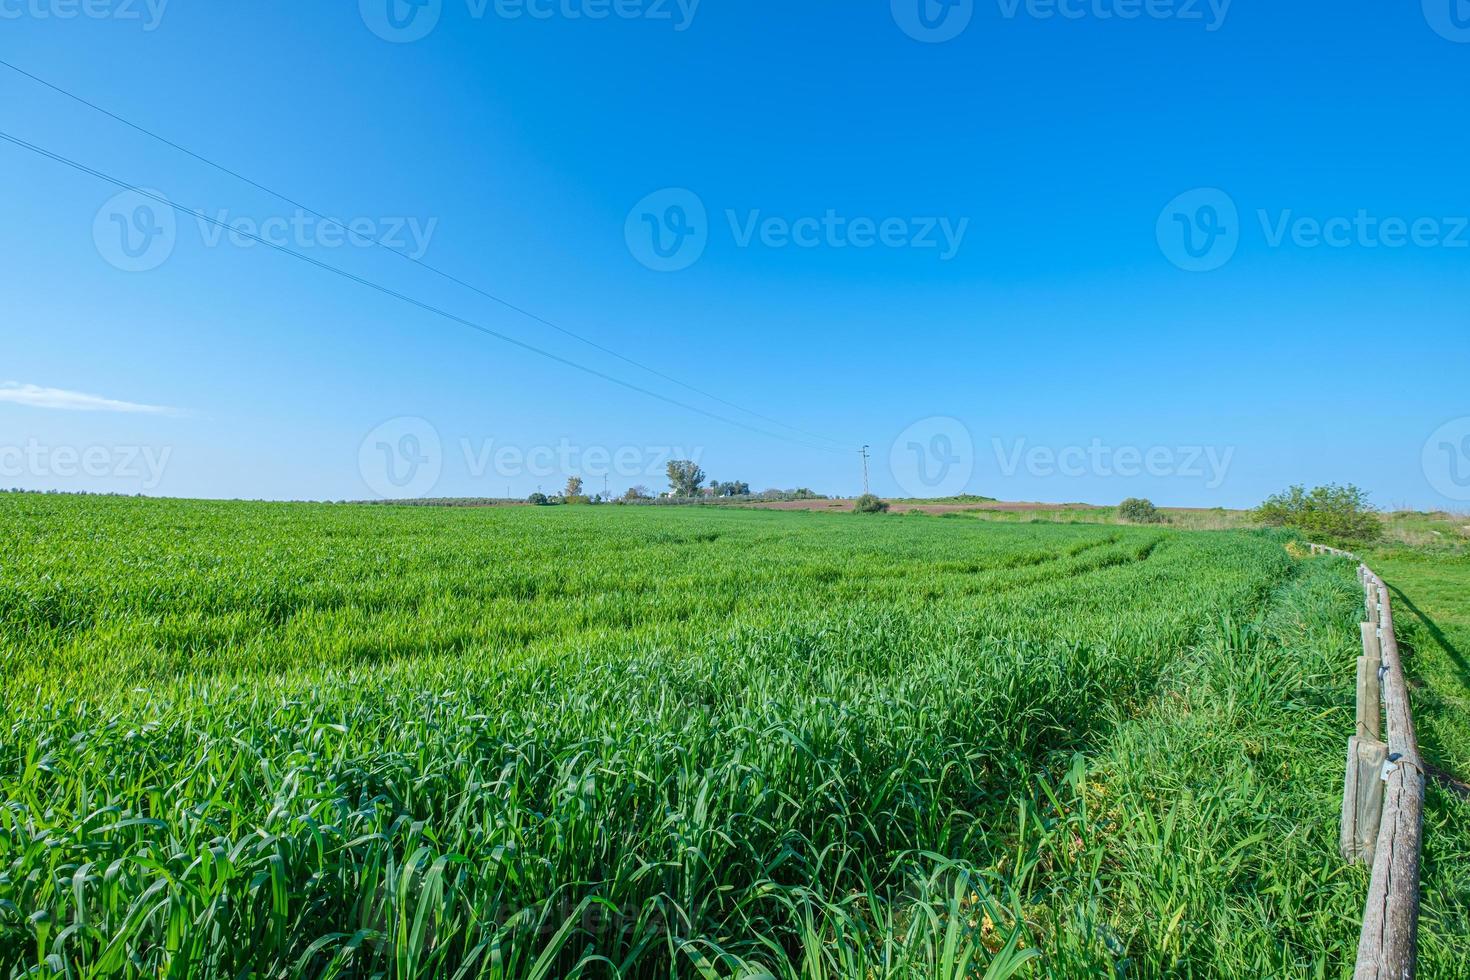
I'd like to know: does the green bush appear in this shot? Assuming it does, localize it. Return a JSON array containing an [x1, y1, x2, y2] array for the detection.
[[1118, 497, 1163, 524], [526, 492, 551, 506], [853, 493, 889, 514], [1253, 484, 1382, 542]]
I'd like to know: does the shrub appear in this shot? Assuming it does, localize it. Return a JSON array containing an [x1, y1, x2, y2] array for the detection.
[[853, 493, 889, 514], [1118, 497, 1163, 524], [1253, 484, 1382, 542], [526, 492, 551, 506]]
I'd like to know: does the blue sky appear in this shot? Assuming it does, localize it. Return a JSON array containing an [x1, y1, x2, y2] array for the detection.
[[2, 1, 1468, 507]]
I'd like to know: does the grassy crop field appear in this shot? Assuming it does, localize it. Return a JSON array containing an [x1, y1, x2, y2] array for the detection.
[[1, 495, 1467, 978]]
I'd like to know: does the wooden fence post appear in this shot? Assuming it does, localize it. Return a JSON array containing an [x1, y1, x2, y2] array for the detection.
[[1341, 735, 1389, 863], [1362, 620, 1382, 665], [1356, 649, 1380, 741]]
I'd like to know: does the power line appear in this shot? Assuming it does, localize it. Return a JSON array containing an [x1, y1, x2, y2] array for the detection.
[[0, 58, 851, 452], [0, 128, 853, 457]]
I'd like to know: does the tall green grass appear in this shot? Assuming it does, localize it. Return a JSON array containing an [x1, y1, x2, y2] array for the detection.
[[0, 496, 1463, 976]]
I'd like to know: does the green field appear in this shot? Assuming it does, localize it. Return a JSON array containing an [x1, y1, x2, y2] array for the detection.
[[2, 495, 1467, 977]]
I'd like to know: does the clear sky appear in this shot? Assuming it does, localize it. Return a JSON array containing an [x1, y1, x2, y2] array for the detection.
[[2, 1, 1468, 508]]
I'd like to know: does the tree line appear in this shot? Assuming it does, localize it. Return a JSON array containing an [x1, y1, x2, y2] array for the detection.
[[522, 460, 822, 506]]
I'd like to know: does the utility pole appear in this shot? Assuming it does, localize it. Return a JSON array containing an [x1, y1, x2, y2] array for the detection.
[[860, 445, 870, 496]]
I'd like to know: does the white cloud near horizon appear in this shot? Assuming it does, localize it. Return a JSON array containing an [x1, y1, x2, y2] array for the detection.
[[0, 382, 182, 416]]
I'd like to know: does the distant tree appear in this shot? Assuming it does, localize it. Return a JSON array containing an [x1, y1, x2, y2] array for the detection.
[[562, 476, 589, 504], [666, 460, 706, 497], [853, 493, 889, 514], [1254, 484, 1382, 542], [526, 492, 551, 506], [622, 485, 652, 502], [1118, 497, 1163, 524], [708, 479, 751, 498]]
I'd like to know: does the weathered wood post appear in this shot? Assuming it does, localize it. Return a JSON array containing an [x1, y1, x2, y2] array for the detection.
[[1362, 619, 1382, 664], [1345, 572, 1386, 862], [1356, 641, 1380, 740], [1341, 735, 1389, 863], [1360, 618, 1382, 732]]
